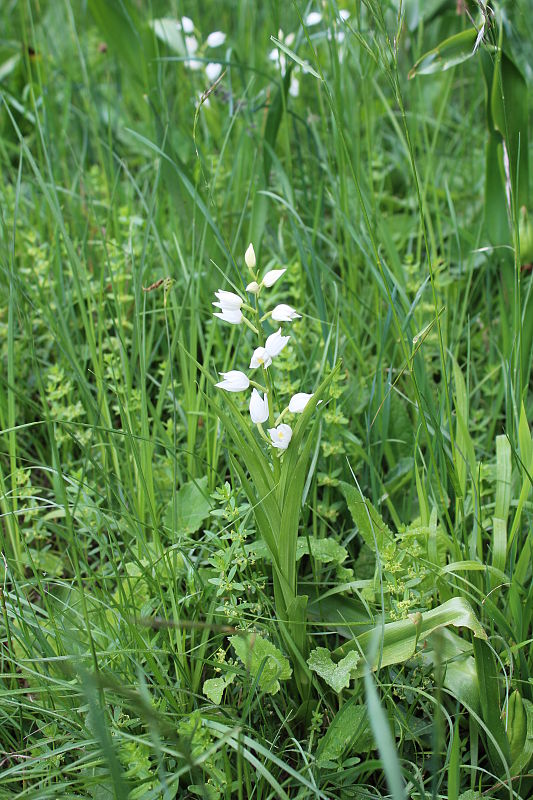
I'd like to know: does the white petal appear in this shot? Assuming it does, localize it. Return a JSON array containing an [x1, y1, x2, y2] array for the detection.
[[245, 243, 256, 269], [289, 392, 313, 413], [305, 12, 322, 26], [271, 304, 301, 322], [268, 423, 292, 450], [246, 281, 260, 294], [262, 269, 286, 288], [187, 59, 203, 71], [215, 371, 250, 391], [285, 32, 295, 46], [207, 31, 226, 47], [339, 9, 350, 21], [213, 308, 242, 324], [265, 328, 290, 358], [214, 290, 243, 309], [249, 388, 269, 424], [181, 16, 194, 33], [250, 347, 272, 369]]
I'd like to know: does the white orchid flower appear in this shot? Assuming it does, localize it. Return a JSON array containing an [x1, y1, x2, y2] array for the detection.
[[271, 304, 301, 322], [245, 243, 256, 270], [265, 328, 290, 357], [213, 307, 242, 324], [213, 290, 242, 310], [250, 347, 272, 369], [246, 281, 260, 294], [339, 9, 350, 20], [213, 290, 243, 324], [305, 12, 322, 25], [249, 389, 269, 424], [289, 392, 313, 413], [206, 62, 222, 81], [207, 31, 226, 47], [215, 371, 250, 392], [268, 423, 292, 450], [262, 269, 286, 288]]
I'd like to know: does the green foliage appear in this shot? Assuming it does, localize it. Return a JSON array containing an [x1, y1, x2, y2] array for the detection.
[[229, 633, 292, 695], [307, 647, 360, 693]]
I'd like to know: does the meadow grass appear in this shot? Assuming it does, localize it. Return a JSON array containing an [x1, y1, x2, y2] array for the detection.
[[0, 1, 532, 798]]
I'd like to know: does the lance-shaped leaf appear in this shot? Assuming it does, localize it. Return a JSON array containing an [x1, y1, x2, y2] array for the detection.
[[336, 598, 487, 677], [408, 28, 486, 79]]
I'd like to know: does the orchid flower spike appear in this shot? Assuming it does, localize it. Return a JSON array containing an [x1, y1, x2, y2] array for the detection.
[[249, 388, 269, 424], [268, 423, 292, 450], [215, 371, 250, 392], [245, 243, 256, 270], [262, 269, 286, 288], [271, 304, 301, 322], [289, 393, 313, 413]]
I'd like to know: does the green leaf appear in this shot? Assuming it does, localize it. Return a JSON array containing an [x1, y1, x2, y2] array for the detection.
[[364, 669, 406, 800], [247, 536, 347, 565], [408, 29, 484, 79], [230, 634, 292, 695], [307, 647, 360, 693], [202, 673, 236, 705], [315, 700, 372, 767], [448, 720, 461, 800], [336, 598, 487, 675], [340, 482, 393, 552], [510, 698, 533, 777], [491, 49, 529, 208], [473, 638, 511, 774], [270, 37, 322, 80], [164, 475, 211, 534]]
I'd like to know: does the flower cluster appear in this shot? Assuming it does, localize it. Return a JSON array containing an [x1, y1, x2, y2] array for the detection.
[[213, 245, 314, 451]]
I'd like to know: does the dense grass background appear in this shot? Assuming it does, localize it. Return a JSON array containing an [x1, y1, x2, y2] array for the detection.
[[0, 1, 532, 797]]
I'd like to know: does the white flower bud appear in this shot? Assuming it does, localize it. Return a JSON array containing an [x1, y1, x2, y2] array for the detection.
[[262, 269, 286, 288], [246, 281, 260, 294], [289, 393, 313, 413], [245, 243, 256, 270], [249, 389, 269, 424], [207, 31, 226, 47]]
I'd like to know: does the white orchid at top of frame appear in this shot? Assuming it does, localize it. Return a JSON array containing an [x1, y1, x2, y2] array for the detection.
[[212, 244, 315, 453], [150, 15, 227, 86], [269, 6, 351, 95]]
